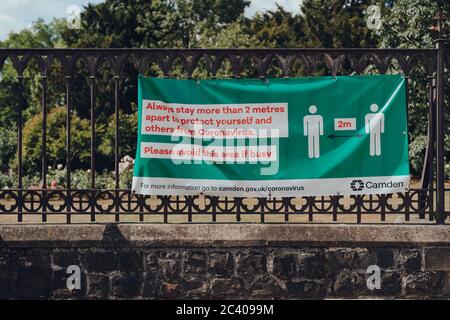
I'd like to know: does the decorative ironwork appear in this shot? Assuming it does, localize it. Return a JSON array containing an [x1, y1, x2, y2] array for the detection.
[[0, 189, 434, 222], [0, 48, 446, 224], [0, 48, 438, 78]]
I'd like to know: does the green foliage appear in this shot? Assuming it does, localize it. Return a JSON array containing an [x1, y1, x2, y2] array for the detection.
[[196, 17, 262, 49], [189, 0, 250, 24], [20, 106, 91, 174], [1, 19, 66, 48], [409, 134, 427, 174], [0, 126, 17, 173], [300, 0, 383, 48], [251, 5, 303, 48], [0, 18, 68, 133], [381, 0, 450, 175], [119, 165, 134, 189], [98, 104, 138, 160], [64, 0, 179, 48], [61, 0, 251, 49], [0, 165, 133, 189], [0, 172, 15, 189], [381, 0, 450, 48], [0, 75, 21, 127], [173, 0, 251, 48]]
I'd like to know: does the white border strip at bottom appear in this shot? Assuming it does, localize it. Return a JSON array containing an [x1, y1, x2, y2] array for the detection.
[[132, 175, 410, 197]]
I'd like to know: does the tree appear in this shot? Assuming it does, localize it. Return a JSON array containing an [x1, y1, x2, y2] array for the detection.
[[1, 19, 66, 48], [0, 126, 16, 173], [174, 0, 251, 48], [382, 0, 450, 48], [300, 0, 384, 48], [0, 18, 67, 128], [251, 5, 303, 48], [98, 105, 138, 164], [0, 0, 254, 178], [381, 0, 450, 175], [62, 0, 250, 49], [0, 19, 68, 177], [62, 0, 179, 48], [191, 0, 250, 24], [19, 106, 91, 174]]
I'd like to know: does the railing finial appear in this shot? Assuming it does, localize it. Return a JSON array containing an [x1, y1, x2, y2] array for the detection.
[[429, 9, 449, 39]]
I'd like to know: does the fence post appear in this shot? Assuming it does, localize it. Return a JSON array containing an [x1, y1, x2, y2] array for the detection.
[[434, 11, 447, 224]]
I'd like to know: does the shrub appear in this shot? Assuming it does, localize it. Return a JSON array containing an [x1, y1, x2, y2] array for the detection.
[[0, 172, 15, 188], [98, 105, 138, 162], [0, 126, 17, 173], [19, 106, 91, 174]]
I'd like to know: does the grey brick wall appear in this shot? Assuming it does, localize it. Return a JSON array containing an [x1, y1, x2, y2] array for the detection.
[[0, 224, 449, 299], [1, 246, 449, 299]]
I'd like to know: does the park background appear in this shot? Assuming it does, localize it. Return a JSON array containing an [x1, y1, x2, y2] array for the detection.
[[0, 0, 449, 190]]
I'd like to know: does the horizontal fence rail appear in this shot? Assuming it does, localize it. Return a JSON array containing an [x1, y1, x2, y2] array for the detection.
[[0, 48, 448, 224]]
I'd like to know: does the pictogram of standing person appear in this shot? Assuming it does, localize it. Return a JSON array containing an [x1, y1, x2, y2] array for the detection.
[[303, 105, 323, 159], [365, 103, 385, 156]]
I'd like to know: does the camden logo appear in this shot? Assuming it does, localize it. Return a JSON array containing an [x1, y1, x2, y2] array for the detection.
[[350, 179, 405, 191], [350, 179, 365, 191]]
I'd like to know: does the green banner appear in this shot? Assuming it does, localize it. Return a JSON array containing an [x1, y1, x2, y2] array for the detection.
[[132, 75, 409, 197]]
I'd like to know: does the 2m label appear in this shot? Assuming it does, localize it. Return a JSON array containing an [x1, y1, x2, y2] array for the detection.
[[334, 118, 356, 131]]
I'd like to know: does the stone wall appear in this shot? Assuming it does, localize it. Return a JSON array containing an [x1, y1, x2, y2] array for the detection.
[[0, 224, 449, 299]]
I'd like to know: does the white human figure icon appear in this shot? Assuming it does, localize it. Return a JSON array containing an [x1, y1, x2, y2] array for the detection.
[[303, 105, 323, 159], [365, 103, 385, 156]]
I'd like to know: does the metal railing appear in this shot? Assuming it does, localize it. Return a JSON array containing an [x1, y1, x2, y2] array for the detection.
[[0, 46, 448, 224]]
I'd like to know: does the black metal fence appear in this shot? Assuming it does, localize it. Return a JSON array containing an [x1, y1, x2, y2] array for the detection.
[[0, 45, 448, 224]]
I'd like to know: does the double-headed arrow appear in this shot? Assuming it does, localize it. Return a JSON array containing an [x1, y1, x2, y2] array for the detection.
[[327, 133, 363, 139]]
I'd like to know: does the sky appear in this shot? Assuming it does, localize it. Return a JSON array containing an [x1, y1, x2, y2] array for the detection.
[[0, 0, 302, 40]]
